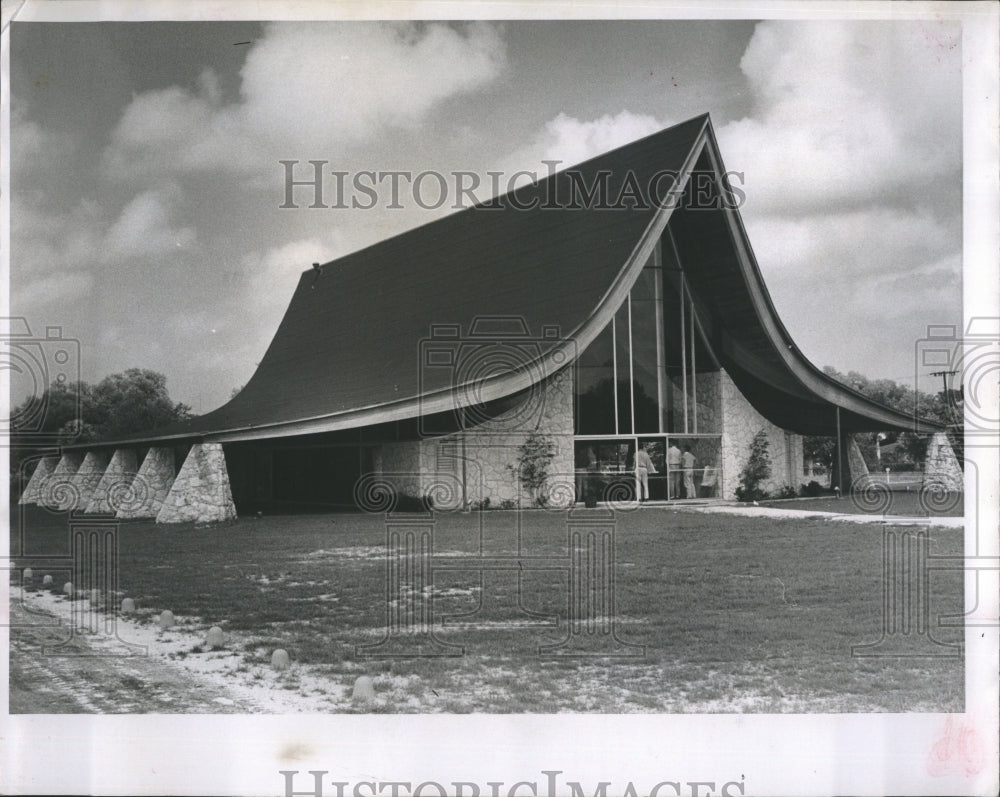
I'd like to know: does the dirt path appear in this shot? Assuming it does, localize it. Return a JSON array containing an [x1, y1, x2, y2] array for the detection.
[[9, 600, 259, 714]]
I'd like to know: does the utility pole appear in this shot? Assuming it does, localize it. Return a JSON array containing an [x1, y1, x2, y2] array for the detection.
[[929, 368, 961, 424], [928, 369, 959, 397]]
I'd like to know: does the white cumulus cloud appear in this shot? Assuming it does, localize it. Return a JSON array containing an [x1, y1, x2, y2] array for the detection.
[[716, 20, 963, 381], [504, 110, 670, 182], [102, 22, 508, 180], [103, 183, 196, 259], [717, 20, 961, 216]]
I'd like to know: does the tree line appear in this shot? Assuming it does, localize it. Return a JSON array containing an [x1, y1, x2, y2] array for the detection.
[[9, 368, 194, 493], [803, 366, 961, 474]]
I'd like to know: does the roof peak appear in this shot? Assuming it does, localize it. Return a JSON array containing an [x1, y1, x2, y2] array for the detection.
[[300, 112, 713, 277]]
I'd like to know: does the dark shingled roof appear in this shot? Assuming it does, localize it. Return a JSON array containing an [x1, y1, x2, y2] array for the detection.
[[73, 113, 941, 449]]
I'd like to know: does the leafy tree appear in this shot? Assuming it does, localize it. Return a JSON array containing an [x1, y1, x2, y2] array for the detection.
[[56, 419, 101, 447], [803, 435, 835, 475], [10, 379, 91, 438], [735, 429, 771, 502], [804, 366, 960, 472], [83, 368, 193, 442], [10, 369, 194, 497], [11, 368, 192, 444]]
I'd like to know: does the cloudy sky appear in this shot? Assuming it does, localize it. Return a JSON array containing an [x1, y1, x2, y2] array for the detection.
[[10, 16, 963, 412]]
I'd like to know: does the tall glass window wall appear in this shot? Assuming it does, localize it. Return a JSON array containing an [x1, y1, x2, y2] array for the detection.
[[574, 231, 723, 502]]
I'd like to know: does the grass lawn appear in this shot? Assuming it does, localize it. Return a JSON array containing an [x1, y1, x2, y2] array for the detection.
[[760, 490, 963, 517], [10, 504, 964, 713]]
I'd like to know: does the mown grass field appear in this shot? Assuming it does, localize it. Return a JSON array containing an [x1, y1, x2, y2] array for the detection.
[[10, 504, 964, 712]]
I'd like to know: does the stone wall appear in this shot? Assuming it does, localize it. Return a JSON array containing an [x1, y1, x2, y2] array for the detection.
[[419, 437, 467, 510], [846, 436, 870, 488], [86, 448, 139, 514], [369, 368, 575, 509], [454, 367, 575, 508], [117, 446, 176, 520], [156, 443, 237, 524], [40, 452, 84, 510], [923, 432, 963, 491], [720, 372, 800, 499], [788, 433, 804, 486], [374, 441, 422, 498], [694, 370, 722, 433], [69, 450, 110, 510], [18, 456, 58, 505], [372, 367, 810, 506]]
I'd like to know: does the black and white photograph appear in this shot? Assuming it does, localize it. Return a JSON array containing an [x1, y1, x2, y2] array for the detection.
[[2, 1, 998, 795]]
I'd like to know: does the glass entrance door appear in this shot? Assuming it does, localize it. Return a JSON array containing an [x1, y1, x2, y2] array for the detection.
[[574, 435, 722, 503], [637, 436, 668, 500]]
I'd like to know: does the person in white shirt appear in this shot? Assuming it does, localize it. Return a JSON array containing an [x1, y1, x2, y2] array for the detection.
[[634, 443, 656, 502], [682, 445, 697, 498], [667, 442, 682, 499]]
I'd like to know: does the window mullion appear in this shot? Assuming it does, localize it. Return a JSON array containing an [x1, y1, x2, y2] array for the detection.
[[627, 293, 635, 435], [611, 314, 619, 435], [680, 270, 688, 434], [653, 242, 666, 434]]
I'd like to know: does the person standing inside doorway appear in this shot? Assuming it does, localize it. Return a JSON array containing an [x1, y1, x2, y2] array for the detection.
[[667, 441, 682, 499], [682, 445, 697, 498], [634, 443, 656, 502], [584, 445, 599, 506]]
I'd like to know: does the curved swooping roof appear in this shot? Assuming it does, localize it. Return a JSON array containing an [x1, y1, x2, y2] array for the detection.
[[74, 113, 941, 450]]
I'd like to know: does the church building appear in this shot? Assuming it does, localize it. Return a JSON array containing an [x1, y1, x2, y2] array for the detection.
[[19, 114, 959, 522]]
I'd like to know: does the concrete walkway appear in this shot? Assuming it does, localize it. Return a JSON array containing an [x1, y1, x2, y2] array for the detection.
[[666, 502, 964, 528]]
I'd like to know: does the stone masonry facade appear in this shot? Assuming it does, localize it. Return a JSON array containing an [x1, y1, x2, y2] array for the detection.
[[40, 452, 84, 510], [373, 441, 422, 499], [156, 443, 237, 524], [720, 371, 803, 499], [452, 366, 575, 508], [922, 432, 963, 491], [69, 450, 110, 510], [694, 370, 722, 433], [846, 437, 870, 488], [86, 448, 139, 514], [116, 446, 176, 520], [373, 367, 575, 509], [18, 456, 58, 505]]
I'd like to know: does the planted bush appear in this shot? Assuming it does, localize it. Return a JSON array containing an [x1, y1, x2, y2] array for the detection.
[[735, 430, 772, 502], [508, 432, 556, 507], [801, 480, 824, 497]]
